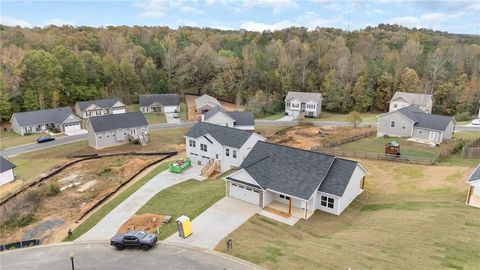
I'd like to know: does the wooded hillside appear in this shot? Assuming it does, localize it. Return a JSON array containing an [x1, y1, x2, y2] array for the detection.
[[0, 24, 479, 120]]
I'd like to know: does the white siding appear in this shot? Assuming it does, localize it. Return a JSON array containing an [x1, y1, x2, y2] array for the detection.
[[204, 112, 235, 127], [337, 165, 365, 214], [0, 169, 15, 186], [315, 191, 340, 215]]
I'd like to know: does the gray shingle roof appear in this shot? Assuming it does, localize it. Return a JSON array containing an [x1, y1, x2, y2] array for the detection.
[[0, 156, 16, 173], [238, 142, 362, 200], [390, 91, 432, 106], [12, 107, 80, 127], [467, 164, 480, 183], [185, 122, 254, 148], [76, 98, 123, 111], [139, 94, 180, 107], [204, 107, 254, 126], [397, 105, 454, 131], [89, 112, 148, 133], [195, 94, 221, 110], [285, 91, 322, 104]]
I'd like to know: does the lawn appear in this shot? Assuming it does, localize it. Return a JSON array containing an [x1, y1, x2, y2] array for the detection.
[[144, 113, 166, 124], [0, 130, 54, 149], [137, 176, 226, 240], [216, 160, 480, 270], [317, 111, 380, 123], [257, 112, 285, 120]]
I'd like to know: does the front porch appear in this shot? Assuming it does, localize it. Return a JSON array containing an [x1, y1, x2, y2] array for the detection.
[[259, 190, 316, 225]]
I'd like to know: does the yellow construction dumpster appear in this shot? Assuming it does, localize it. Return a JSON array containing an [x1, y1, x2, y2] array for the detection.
[[176, 215, 192, 238]]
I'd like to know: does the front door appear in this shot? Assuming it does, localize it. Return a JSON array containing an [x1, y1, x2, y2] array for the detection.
[[130, 128, 137, 136], [429, 131, 439, 142]]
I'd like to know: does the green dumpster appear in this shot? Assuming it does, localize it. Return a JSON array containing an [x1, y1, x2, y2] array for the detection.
[[168, 158, 192, 173]]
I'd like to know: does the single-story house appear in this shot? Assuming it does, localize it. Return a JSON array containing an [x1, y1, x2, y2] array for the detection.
[[195, 94, 221, 114], [139, 94, 180, 113], [466, 164, 480, 208], [75, 98, 126, 118], [87, 112, 149, 149], [11, 107, 82, 136], [185, 122, 266, 173], [377, 105, 455, 144], [202, 106, 255, 130], [285, 91, 323, 118], [389, 91, 433, 113], [224, 142, 367, 219], [0, 156, 16, 186]]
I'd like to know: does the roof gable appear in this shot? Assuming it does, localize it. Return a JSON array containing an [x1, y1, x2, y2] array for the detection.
[[396, 105, 454, 131], [467, 164, 480, 183], [390, 91, 432, 106], [285, 91, 322, 104], [0, 156, 16, 173], [195, 94, 221, 109], [76, 98, 123, 111]]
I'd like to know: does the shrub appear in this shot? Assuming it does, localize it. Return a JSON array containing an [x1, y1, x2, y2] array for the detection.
[[44, 182, 61, 197], [454, 112, 474, 122], [97, 167, 112, 176], [347, 111, 363, 128]]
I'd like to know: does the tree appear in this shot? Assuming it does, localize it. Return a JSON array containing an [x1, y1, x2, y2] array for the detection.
[[0, 73, 12, 121], [347, 111, 363, 128], [398, 68, 421, 93], [352, 75, 372, 112], [141, 59, 166, 93]]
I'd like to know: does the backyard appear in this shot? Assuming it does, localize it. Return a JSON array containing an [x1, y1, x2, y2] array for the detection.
[[216, 160, 480, 270]]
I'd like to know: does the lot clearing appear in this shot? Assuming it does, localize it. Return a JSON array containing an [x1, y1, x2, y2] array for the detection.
[[0, 154, 167, 245], [215, 160, 480, 270], [185, 94, 244, 121]]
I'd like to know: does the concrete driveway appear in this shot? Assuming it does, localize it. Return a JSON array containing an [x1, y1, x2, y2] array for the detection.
[[77, 165, 203, 241], [277, 115, 295, 121], [165, 112, 181, 123], [165, 197, 259, 250]]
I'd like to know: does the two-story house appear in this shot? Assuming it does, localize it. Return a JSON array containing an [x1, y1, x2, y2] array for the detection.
[[389, 91, 433, 113], [284, 91, 323, 118], [184, 122, 266, 173], [75, 98, 127, 118]]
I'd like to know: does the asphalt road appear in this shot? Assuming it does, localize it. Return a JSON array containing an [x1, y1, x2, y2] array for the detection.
[[0, 120, 477, 157], [0, 241, 260, 270]]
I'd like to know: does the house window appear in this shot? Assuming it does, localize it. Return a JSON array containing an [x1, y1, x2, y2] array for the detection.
[[233, 150, 237, 158], [418, 129, 423, 134], [390, 121, 395, 128], [321, 196, 334, 209], [279, 194, 290, 200], [226, 149, 230, 156], [286, 102, 290, 107], [189, 140, 196, 147], [394, 104, 397, 108], [200, 143, 207, 152], [98, 135, 102, 139], [401, 123, 406, 130]]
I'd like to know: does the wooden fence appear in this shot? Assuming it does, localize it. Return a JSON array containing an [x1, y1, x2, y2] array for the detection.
[[461, 136, 480, 158], [320, 130, 376, 148], [311, 147, 437, 165]]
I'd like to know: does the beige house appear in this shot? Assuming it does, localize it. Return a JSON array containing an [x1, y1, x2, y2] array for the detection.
[[466, 164, 480, 208], [75, 98, 126, 119], [389, 91, 433, 113]]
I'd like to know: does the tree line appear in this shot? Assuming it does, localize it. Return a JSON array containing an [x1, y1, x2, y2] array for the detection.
[[0, 24, 479, 121]]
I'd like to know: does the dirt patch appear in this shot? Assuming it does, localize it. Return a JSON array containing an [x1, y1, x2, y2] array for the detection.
[[185, 94, 244, 121], [21, 219, 64, 241], [118, 213, 164, 234]]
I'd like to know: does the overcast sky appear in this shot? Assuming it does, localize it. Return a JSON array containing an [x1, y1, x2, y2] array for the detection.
[[1, 0, 479, 34]]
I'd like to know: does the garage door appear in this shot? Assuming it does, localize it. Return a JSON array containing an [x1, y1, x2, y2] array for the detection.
[[163, 106, 178, 113], [64, 123, 81, 132], [229, 182, 260, 206], [112, 108, 126, 114]]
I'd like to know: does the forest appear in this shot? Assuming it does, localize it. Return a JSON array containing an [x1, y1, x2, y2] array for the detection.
[[0, 24, 479, 121]]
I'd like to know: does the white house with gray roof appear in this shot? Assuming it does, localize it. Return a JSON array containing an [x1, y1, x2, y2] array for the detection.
[[377, 105, 455, 144], [201, 106, 255, 130], [389, 91, 433, 113], [285, 91, 323, 118], [466, 164, 480, 208], [11, 107, 82, 136], [87, 112, 149, 149], [195, 94, 221, 113], [139, 94, 180, 113], [0, 156, 16, 186], [185, 122, 265, 173], [224, 142, 367, 219], [75, 98, 126, 119]]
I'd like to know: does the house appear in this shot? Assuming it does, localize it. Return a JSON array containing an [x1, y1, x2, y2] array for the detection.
[[87, 112, 149, 149], [284, 91, 323, 118], [195, 94, 221, 114], [75, 98, 126, 118], [466, 164, 480, 208], [224, 142, 367, 219], [202, 106, 255, 130], [389, 91, 433, 113], [139, 94, 180, 113], [377, 105, 455, 144], [11, 107, 82, 136], [0, 156, 16, 186], [184, 122, 266, 173]]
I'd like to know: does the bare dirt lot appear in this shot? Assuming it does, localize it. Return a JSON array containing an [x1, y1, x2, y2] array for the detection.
[[185, 94, 244, 121], [118, 213, 164, 234], [0, 155, 164, 245]]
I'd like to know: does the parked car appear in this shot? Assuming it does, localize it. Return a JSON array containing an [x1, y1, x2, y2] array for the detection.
[[471, 119, 480, 125], [110, 231, 157, 251], [36, 136, 55, 143]]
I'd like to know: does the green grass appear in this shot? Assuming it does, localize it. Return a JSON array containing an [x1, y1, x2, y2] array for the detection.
[[65, 161, 171, 241], [127, 104, 140, 112], [453, 131, 479, 141], [179, 102, 187, 121], [0, 130, 52, 149], [144, 113, 167, 124], [137, 177, 226, 240], [317, 112, 380, 123], [257, 112, 285, 120]]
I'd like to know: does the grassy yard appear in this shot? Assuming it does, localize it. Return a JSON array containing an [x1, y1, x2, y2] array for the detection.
[[216, 160, 480, 270], [317, 112, 380, 123], [137, 176, 226, 240], [179, 102, 187, 121], [66, 161, 172, 241], [144, 113, 166, 124], [0, 130, 54, 149], [257, 112, 285, 120]]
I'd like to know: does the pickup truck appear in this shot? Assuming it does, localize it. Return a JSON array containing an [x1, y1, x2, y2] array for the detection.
[[110, 231, 158, 251]]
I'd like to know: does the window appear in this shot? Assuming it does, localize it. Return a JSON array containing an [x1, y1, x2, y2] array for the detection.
[[286, 102, 290, 107], [200, 143, 207, 152], [189, 139, 196, 147], [394, 104, 397, 108], [226, 149, 230, 156], [418, 129, 423, 134], [321, 196, 334, 209], [401, 123, 406, 130], [233, 150, 237, 158], [279, 194, 290, 200], [98, 135, 102, 139], [390, 121, 395, 128]]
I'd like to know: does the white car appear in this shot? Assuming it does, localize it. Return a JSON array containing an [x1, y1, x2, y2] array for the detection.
[[472, 119, 480, 125]]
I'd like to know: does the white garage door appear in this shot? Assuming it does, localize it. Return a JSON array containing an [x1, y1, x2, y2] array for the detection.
[[163, 106, 178, 113], [112, 108, 126, 114], [229, 182, 260, 206], [64, 123, 81, 132]]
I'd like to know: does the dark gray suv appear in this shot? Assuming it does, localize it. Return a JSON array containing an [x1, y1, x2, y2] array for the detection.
[[110, 231, 158, 251]]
